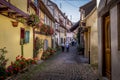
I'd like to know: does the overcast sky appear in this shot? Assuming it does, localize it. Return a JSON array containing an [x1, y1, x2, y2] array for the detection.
[[51, 0, 91, 22]]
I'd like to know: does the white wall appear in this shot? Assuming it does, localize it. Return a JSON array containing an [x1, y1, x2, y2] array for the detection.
[[110, 5, 120, 80], [98, 4, 120, 80], [98, 16, 103, 76], [97, 0, 100, 7]]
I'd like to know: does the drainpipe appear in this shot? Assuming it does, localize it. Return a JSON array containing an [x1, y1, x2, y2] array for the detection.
[[33, 28, 35, 58], [88, 28, 90, 64], [89, 50, 90, 64], [21, 44, 24, 56]]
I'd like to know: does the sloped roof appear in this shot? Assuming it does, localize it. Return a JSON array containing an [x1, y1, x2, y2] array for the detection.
[[80, 0, 96, 17], [98, 0, 120, 17], [70, 20, 80, 32]]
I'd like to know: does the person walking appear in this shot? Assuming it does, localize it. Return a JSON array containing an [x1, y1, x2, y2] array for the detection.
[[65, 42, 69, 52], [61, 43, 65, 52]]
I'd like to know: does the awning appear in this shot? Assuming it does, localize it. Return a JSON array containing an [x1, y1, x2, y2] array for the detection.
[[70, 20, 80, 32]]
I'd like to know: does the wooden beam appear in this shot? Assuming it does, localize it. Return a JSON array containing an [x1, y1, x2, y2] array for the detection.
[[0, 0, 29, 18], [0, 7, 9, 12], [15, 13, 23, 17]]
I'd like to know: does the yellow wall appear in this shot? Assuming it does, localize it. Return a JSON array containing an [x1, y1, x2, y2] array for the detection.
[[40, 10, 45, 22], [35, 34, 51, 59], [35, 34, 51, 48], [10, 0, 28, 14], [84, 32, 89, 58], [86, 9, 98, 65], [29, 6, 36, 15], [10, 0, 36, 15], [0, 15, 33, 66]]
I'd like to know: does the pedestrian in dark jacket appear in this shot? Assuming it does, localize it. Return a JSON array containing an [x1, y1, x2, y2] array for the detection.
[[65, 42, 69, 52], [61, 43, 65, 52]]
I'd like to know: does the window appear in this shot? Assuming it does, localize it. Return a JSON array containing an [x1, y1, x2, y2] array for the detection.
[[44, 39, 48, 51], [20, 28, 25, 45], [20, 28, 30, 44], [20, 28, 25, 39], [24, 31, 30, 43]]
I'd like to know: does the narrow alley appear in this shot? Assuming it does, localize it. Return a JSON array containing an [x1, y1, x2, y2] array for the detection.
[[14, 46, 98, 80], [1, 0, 120, 80]]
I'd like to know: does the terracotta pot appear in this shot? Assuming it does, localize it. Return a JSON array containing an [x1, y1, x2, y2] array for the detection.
[[11, 21, 18, 27], [37, 49, 43, 60]]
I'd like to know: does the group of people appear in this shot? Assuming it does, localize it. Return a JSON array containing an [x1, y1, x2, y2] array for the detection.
[[61, 42, 69, 52]]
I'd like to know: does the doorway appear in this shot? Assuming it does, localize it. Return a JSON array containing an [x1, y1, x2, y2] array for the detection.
[[102, 14, 111, 79], [44, 39, 48, 51]]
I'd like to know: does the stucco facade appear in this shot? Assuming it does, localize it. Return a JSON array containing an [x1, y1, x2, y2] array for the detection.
[[66, 18, 73, 44], [0, 0, 34, 66], [34, 0, 54, 60], [85, 8, 98, 65], [79, 0, 97, 65], [97, 0, 120, 79]]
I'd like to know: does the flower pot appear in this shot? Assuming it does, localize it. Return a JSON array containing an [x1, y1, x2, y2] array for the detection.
[[11, 21, 19, 27], [37, 49, 43, 60]]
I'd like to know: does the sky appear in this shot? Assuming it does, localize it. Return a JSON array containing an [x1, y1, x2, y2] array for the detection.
[[51, 0, 91, 23]]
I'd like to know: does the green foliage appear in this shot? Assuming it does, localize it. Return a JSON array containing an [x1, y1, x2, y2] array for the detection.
[[6, 55, 37, 76], [18, 18, 27, 24], [34, 38, 44, 57], [27, 14, 40, 27], [36, 38, 43, 50], [41, 47, 56, 60], [0, 47, 8, 67], [0, 66, 6, 79], [0, 47, 8, 79], [40, 24, 47, 34]]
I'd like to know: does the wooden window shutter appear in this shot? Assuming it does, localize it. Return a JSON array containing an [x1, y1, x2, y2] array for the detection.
[[20, 28, 25, 39]]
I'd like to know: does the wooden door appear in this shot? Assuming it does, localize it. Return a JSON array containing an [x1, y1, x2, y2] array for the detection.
[[103, 16, 111, 79]]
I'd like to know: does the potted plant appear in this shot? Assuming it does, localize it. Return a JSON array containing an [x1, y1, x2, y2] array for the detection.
[[27, 14, 40, 27], [18, 18, 27, 25], [0, 47, 8, 80], [40, 24, 48, 35], [34, 37, 44, 60], [11, 21, 19, 27], [47, 25, 54, 35], [49, 27, 54, 35]]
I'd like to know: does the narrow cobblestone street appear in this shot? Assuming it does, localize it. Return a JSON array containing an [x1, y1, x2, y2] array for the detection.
[[15, 46, 98, 80]]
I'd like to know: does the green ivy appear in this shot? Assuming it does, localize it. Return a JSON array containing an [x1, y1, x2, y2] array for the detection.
[[34, 38, 44, 57]]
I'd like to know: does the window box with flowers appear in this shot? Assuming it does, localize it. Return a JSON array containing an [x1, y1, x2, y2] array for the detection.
[[47, 25, 54, 36], [40, 24, 48, 35]]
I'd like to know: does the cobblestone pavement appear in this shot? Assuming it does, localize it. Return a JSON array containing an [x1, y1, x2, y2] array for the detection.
[[31, 46, 99, 80]]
